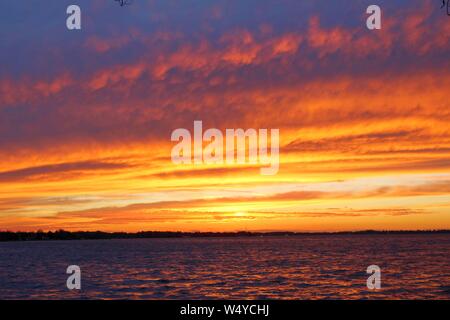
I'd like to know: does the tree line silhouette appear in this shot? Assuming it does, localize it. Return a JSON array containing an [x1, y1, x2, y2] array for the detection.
[[1, 229, 449, 242]]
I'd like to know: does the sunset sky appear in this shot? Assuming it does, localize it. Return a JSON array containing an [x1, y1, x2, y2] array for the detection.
[[0, 0, 449, 232]]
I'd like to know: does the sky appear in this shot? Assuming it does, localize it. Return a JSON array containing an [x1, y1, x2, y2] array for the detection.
[[0, 0, 449, 232]]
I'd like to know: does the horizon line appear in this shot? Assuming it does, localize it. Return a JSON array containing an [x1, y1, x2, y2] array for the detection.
[[2, 229, 450, 242]]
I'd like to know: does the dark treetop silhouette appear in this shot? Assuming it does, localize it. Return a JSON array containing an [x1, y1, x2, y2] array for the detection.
[[442, 0, 450, 15], [115, 0, 132, 6]]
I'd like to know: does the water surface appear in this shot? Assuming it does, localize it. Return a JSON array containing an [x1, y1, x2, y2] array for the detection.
[[0, 235, 449, 299]]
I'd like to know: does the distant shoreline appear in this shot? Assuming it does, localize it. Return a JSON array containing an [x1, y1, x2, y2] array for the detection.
[[1, 230, 450, 242]]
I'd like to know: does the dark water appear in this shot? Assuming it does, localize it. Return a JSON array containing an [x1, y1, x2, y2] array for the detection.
[[0, 235, 449, 299]]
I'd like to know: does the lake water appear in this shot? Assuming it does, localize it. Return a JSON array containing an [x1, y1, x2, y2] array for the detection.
[[0, 235, 449, 299]]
